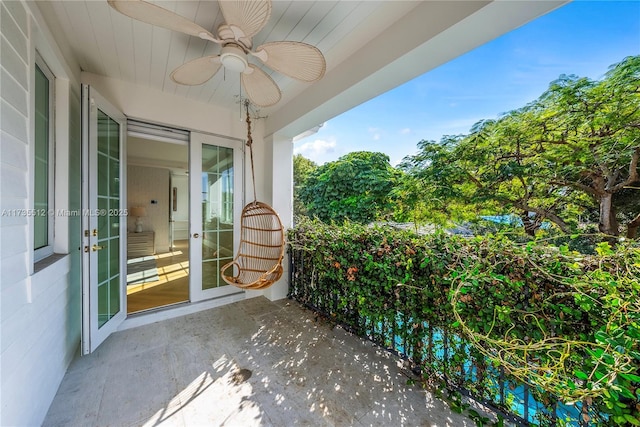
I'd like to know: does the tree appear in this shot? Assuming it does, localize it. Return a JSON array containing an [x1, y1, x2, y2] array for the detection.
[[400, 55, 640, 238], [299, 151, 398, 224], [293, 154, 317, 218], [536, 55, 640, 236], [455, 113, 591, 235], [615, 183, 640, 238], [397, 136, 487, 227]]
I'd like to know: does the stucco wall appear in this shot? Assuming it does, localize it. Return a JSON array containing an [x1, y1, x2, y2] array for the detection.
[[0, 2, 82, 425]]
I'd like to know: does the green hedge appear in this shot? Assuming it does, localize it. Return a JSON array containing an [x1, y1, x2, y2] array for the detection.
[[288, 218, 640, 426]]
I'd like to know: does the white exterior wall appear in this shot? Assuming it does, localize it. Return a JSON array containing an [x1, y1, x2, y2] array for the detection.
[[240, 127, 293, 301], [262, 133, 293, 301], [0, 2, 82, 425]]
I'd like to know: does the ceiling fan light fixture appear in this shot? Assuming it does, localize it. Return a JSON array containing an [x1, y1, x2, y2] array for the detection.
[[220, 45, 248, 73]]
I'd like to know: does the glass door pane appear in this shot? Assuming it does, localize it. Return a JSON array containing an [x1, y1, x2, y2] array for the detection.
[[201, 144, 234, 290], [96, 110, 121, 327], [189, 132, 242, 303]]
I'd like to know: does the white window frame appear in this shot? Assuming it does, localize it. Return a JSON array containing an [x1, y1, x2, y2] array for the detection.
[[33, 53, 55, 262]]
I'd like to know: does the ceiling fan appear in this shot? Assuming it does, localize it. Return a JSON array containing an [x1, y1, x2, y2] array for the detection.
[[108, 0, 326, 107]]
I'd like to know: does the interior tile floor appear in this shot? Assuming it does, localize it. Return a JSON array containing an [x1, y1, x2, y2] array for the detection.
[[43, 297, 476, 427]]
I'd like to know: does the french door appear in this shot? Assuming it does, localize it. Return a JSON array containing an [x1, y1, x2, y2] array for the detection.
[[189, 132, 243, 302], [81, 85, 126, 354]]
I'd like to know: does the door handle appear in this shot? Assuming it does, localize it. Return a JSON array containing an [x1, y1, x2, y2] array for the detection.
[[193, 233, 200, 238], [92, 244, 104, 251]]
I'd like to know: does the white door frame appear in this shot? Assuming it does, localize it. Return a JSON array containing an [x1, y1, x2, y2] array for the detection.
[[81, 85, 127, 354], [189, 131, 244, 302]]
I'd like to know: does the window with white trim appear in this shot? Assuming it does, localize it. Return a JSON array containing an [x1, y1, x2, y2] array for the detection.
[[34, 55, 55, 262]]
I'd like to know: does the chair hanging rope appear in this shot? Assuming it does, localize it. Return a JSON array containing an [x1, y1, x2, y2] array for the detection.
[[220, 101, 285, 290]]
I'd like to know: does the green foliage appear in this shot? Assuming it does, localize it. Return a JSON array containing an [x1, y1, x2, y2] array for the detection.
[[398, 55, 640, 237], [293, 154, 317, 218], [535, 55, 640, 236], [298, 151, 398, 223], [396, 137, 485, 226], [289, 218, 640, 426], [449, 238, 640, 423], [293, 57, 639, 237]]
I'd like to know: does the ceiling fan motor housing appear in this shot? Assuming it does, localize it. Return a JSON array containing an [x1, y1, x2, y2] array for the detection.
[[220, 44, 248, 73]]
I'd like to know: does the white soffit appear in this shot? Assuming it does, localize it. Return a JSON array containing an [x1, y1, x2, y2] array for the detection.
[[266, 0, 568, 139]]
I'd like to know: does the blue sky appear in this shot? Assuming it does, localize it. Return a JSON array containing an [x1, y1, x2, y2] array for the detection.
[[293, 1, 640, 166]]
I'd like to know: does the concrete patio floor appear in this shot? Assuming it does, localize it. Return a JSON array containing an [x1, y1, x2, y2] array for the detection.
[[43, 297, 476, 426]]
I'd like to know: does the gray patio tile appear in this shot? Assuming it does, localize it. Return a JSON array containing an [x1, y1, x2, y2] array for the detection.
[[356, 388, 475, 427], [239, 295, 284, 318], [115, 319, 172, 355], [41, 365, 107, 427], [43, 297, 477, 427], [95, 346, 181, 427]]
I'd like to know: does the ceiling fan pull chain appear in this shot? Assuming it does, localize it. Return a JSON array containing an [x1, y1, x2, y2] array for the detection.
[[246, 101, 257, 203]]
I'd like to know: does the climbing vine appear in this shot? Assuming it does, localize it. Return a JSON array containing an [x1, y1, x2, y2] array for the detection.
[[448, 239, 640, 425], [288, 218, 640, 426]]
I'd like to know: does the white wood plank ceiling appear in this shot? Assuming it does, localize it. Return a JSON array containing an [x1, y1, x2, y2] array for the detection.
[[43, 1, 417, 115], [38, 1, 568, 134]]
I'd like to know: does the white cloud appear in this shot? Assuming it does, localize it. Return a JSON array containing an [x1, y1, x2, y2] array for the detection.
[[368, 127, 381, 141], [294, 138, 337, 163], [400, 128, 411, 135]]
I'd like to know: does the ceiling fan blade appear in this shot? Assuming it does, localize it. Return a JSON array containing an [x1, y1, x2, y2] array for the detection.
[[108, 0, 218, 42], [171, 56, 222, 85], [218, 0, 272, 40], [253, 41, 326, 82], [241, 65, 281, 107]]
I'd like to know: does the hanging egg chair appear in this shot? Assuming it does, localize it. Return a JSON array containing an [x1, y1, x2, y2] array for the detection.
[[221, 102, 285, 290], [221, 201, 285, 289]]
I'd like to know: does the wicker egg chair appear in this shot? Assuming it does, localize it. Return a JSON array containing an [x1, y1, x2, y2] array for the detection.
[[221, 201, 285, 290], [220, 102, 285, 290]]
